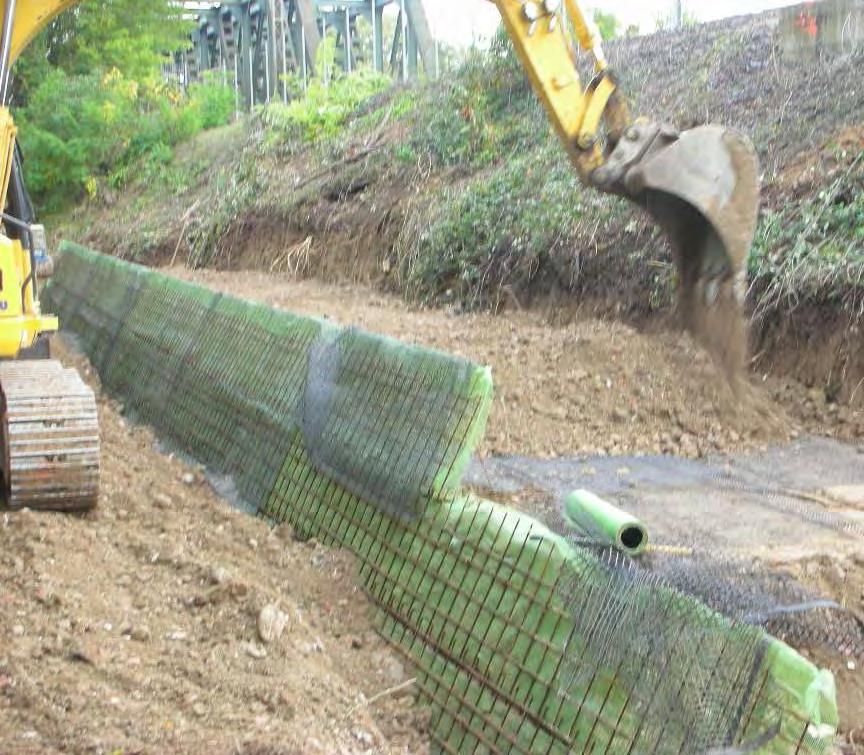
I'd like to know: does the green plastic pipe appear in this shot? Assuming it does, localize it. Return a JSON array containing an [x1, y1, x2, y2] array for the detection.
[[564, 489, 649, 556]]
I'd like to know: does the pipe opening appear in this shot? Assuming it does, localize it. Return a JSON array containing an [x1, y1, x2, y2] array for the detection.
[[620, 525, 645, 551]]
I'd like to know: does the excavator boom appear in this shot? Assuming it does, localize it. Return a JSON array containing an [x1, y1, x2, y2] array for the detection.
[[490, 0, 760, 372]]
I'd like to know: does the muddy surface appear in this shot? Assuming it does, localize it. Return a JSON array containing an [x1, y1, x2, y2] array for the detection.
[[0, 340, 427, 755]]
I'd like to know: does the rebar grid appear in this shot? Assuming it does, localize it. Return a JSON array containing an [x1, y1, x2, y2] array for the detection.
[[44, 242, 839, 755]]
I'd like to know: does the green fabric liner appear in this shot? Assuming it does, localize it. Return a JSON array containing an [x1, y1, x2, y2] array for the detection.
[[46, 241, 839, 754]]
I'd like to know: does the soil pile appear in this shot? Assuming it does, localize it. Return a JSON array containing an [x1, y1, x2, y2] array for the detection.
[[166, 268, 863, 459], [0, 340, 427, 754]]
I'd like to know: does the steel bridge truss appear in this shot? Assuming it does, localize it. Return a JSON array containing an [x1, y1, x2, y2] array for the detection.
[[179, 0, 437, 109]]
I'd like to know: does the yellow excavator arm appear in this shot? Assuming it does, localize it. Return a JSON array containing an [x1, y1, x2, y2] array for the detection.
[[489, 0, 760, 371], [493, 0, 629, 180], [1, 0, 76, 65]]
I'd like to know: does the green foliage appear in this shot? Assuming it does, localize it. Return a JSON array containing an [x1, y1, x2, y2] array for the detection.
[[750, 154, 864, 313], [259, 69, 390, 147], [15, 0, 190, 90], [10, 0, 228, 210], [18, 69, 234, 208], [592, 10, 620, 41], [189, 73, 237, 129], [398, 145, 611, 308], [405, 31, 539, 169]]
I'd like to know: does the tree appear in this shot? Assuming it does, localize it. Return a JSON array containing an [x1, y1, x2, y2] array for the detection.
[[592, 10, 620, 41], [13, 0, 190, 102]]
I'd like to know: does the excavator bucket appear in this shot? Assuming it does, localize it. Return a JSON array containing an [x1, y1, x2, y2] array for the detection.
[[624, 125, 760, 374]]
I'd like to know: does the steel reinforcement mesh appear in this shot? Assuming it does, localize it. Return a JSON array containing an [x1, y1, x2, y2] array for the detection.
[[44, 242, 839, 755]]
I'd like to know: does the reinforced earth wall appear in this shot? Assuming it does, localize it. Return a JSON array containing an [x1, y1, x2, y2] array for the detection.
[[43, 242, 839, 755]]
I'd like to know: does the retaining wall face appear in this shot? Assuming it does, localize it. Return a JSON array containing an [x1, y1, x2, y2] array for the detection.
[[45, 242, 839, 755]]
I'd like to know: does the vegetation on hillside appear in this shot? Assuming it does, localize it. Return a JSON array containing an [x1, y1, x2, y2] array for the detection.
[[14, 0, 235, 209], [50, 12, 864, 331]]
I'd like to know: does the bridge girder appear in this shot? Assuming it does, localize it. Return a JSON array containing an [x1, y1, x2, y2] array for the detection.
[[176, 0, 437, 111]]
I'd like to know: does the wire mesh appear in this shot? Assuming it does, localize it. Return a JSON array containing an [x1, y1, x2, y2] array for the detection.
[[44, 242, 840, 755]]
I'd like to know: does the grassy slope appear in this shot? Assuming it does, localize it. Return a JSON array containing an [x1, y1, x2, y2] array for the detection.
[[52, 11, 864, 394]]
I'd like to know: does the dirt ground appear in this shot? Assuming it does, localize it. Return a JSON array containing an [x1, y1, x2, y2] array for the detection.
[[166, 267, 864, 747], [168, 267, 863, 461], [0, 340, 427, 755]]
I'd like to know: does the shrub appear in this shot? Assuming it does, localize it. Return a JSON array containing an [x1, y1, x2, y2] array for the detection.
[[17, 68, 234, 209], [259, 69, 391, 147]]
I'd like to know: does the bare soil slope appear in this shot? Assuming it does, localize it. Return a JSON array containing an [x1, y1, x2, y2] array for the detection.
[[0, 340, 426, 755], [168, 267, 863, 460]]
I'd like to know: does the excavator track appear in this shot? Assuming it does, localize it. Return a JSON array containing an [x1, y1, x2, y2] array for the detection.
[[0, 360, 100, 511]]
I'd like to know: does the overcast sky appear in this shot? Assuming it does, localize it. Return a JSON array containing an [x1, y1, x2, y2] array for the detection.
[[423, 0, 801, 46]]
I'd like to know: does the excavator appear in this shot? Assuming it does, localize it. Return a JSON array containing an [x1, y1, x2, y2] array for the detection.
[[0, 0, 759, 512]]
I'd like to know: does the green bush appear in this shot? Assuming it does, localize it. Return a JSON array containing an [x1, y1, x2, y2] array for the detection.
[[399, 144, 616, 308], [405, 31, 539, 169], [259, 69, 391, 147], [17, 68, 234, 209], [749, 153, 864, 313]]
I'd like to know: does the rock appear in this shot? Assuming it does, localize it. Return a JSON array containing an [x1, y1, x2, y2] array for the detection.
[[257, 604, 290, 644], [302, 638, 325, 655], [350, 636, 364, 650], [242, 641, 267, 660], [679, 433, 698, 457], [310, 552, 326, 569], [69, 644, 99, 666], [11, 625, 24, 637], [151, 492, 173, 509], [354, 730, 374, 746], [130, 626, 151, 642], [384, 657, 406, 684], [181, 472, 195, 486], [822, 485, 864, 509], [192, 702, 207, 717], [208, 565, 231, 585], [612, 408, 629, 423], [193, 581, 248, 607], [166, 630, 188, 642]]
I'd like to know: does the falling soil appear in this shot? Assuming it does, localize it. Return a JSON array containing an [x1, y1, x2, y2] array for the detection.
[[0, 340, 428, 755]]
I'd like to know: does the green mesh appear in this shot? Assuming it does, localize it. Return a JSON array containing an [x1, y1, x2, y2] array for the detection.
[[44, 241, 839, 755]]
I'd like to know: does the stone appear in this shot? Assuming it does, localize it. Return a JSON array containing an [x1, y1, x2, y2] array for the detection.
[[354, 730, 374, 746], [384, 657, 406, 684], [242, 641, 267, 660], [257, 604, 290, 644], [822, 485, 864, 510], [208, 566, 231, 585], [181, 473, 196, 486], [151, 492, 173, 509]]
